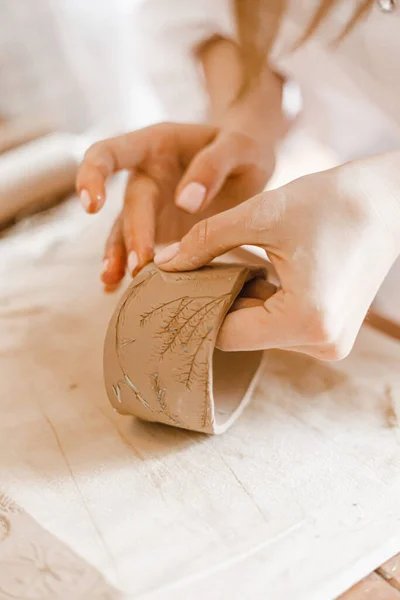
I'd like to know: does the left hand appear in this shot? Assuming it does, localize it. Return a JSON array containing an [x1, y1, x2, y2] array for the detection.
[[76, 122, 274, 291]]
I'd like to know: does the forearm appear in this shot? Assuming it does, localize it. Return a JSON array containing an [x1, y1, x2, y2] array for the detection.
[[197, 37, 287, 146]]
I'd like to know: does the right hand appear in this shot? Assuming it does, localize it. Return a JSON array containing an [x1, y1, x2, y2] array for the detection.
[[154, 153, 400, 360], [76, 122, 275, 291]]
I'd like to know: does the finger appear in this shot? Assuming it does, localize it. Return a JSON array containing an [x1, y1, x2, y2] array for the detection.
[[122, 173, 159, 276], [155, 186, 286, 272], [76, 128, 152, 213], [217, 289, 349, 360], [76, 122, 215, 214], [175, 132, 261, 214], [102, 214, 127, 290], [217, 311, 333, 358], [216, 290, 304, 351], [154, 198, 259, 271]]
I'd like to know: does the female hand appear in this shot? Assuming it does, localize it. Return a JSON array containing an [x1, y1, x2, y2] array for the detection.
[[154, 153, 400, 360], [76, 122, 275, 291]]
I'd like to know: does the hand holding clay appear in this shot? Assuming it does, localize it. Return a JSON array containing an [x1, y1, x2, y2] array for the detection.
[[104, 263, 270, 433], [155, 153, 400, 360], [76, 123, 274, 291]]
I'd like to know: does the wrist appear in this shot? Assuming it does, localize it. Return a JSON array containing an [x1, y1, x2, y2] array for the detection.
[[218, 67, 287, 151], [199, 37, 286, 151]]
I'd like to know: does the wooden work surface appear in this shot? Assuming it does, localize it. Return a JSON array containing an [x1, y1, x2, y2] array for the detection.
[[341, 554, 400, 598], [1, 180, 400, 600]]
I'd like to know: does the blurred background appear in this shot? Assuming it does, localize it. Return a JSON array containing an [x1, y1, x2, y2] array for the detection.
[[0, 0, 177, 231], [1, 0, 139, 134], [0, 0, 217, 142]]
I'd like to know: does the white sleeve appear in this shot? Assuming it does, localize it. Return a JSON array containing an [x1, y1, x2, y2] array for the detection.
[[129, 0, 236, 127]]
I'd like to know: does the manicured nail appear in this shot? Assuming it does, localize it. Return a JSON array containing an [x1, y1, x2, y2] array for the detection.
[[154, 242, 180, 265], [80, 189, 92, 212], [176, 183, 206, 213], [128, 251, 138, 275]]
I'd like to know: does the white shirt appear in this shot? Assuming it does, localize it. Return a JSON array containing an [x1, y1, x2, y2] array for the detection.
[[131, 0, 400, 157]]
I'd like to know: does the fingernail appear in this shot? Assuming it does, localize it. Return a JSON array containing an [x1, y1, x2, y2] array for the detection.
[[80, 189, 92, 212], [176, 183, 206, 214], [154, 242, 180, 265], [128, 251, 138, 275]]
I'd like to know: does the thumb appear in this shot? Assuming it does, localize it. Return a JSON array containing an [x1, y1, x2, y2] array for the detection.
[[175, 132, 260, 214], [154, 199, 258, 271]]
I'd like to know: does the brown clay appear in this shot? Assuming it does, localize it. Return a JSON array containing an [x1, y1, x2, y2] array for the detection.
[[103, 263, 267, 434]]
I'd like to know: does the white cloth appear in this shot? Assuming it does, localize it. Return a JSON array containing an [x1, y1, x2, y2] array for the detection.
[[270, 0, 400, 160], [0, 0, 136, 133], [130, 0, 236, 126]]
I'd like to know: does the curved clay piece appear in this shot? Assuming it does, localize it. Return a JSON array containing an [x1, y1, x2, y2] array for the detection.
[[103, 263, 267, 434]]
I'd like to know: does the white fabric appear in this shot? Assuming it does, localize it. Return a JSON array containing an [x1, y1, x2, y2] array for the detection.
[[130, 0, 236, 125], [0, 0, 137, 133], [131, 0, 400, 154], [270, 0, 400, 160]]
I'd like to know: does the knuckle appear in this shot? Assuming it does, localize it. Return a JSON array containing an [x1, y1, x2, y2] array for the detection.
[[305, 307, 337, 345], [317, 341, 351, 362], [84, 141, 102, 161], [221, 131, 266, 166], [224, 131, 256, 153], [246, 190, 286, 235], [149, 122, 175, 153], [153, 121, 174, 135], [196, 151, 221, 179], [179, 219, 213, 269], [305, 307, 352, 361], [83, 141, 113, 174], [146, 123, 179, 179], [128, 174, 157, 196], [192, 218, 210, 248]]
